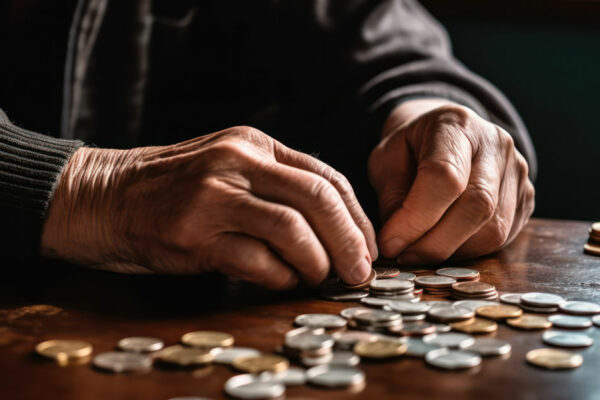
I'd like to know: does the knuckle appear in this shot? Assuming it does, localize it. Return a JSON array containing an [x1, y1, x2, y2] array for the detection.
[[270, 208, 305, 236], [329, 170, 353, 196], [496, 126, 515, 148], [422, 160, 467, 198], [463, 185, 496, 225], [486, 216, 512, 249], [310, 178, 341, 208]]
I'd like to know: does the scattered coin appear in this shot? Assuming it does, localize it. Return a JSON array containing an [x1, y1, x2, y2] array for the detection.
[[422, 332, 475, 349], [181, 331, 234, 349], [353, 309, 401, 325], [322, 290, 369, 301], [387, 300, 431, 315], [453, 300, 499, 312], [372, 293, 419, 302], [519, 304, 558, 313], [526, 348, 583, 370], [285, 326, 325, 338], [464, 338, 511, 356], [35, 340, 93, 363], [593, 315, 600, 327], [328, 351, 361, 367], [370, 279, 414, 294], [500, 293, 523, 306], [558, 301, 600, 315], [394, 272, 417, 281], [404, 338, 443, 357], [428, 305, 474, 322], [353, 339, 407, 359], [390, 321, 437, 336], [340, 307, 370, 320], [301, 352, 333, 367], [305, 365, 365, 388], [401, 314, 426, 322], [506, 314, 552, 330], [547, 315, 593, 329], [436, 268, 479, 280], [214, 347, 261, 364], [270, 367, 307, 386], [284, 331, 334, 353], [93, 351, 152, 373], [360, 297, 390, 308], [434, 323, 452, 333], [232, 354, 289, 374], [374, 266, 400, 279], [584, 243, 600, 256], [425, 348, 481, 370], [331, 331, 380, 350], [117, 337, 164, 353], [415, 276, 456, 287], [450, 318, 498, 334], [520, 292, 565, 308], [224, 374, 285, 399], [476, 305, 523, 320], [295, 314, 347, 329], [158, 345, 215, 366], [542, 331, 594, 348], [452, 282, 496, 296], [341, 269, 376, 290]]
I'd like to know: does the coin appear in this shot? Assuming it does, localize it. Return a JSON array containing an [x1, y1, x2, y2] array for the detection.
[[584, 242, 600, 256], [525, 348, 583, 370], [340, 307, 370, 320], [322, 290, 369, 301], [374, 266, 400, 278], [425, 348, 481, 370], [390, 321, 437, 336], [387, 300, 431, 315], [284, 332, 334, 352], [402, 314, 426, 322], [270, 367, 307, 386], [450, 318, 498, 334], [415, 275, 456, 287], [158, 345, 215, 366], [464, 338, 511, 356], [404, 338, 442, 357], [360, 297, 391, 308], [232, 354, 289, 374], [453, 300, 500, 312], [500, 293, 523, 305], [542, 331, 594, 348], [214, 347, 261, 364], [370, 279, 414, 292], [305, 365, 365, 388], [506, 314, 552, 330], [422, 332, 475, 349], [520, 304, 558, 313], [353, 339, 407, 359], [558, 301, 600, 315], [341, 269, 376, 289], [35, 340, 93, 363], [520, 292, 565, 307], [452, 281, 495, 295], [476, 305, 523, 320], [92, 351, 152, 373], [295, 314, 347, 329], [328, 351, 361, 367], [372, 293, 419, 302], [224, 374, 285, 399], [592, 222, 600, 235], [117, 337, 164, 353], [285, 326, 325, 338], [395, 272, 417, 281], [593, 315, 600, 327], [436, 268, 479, 280], [181, 331, 234, 349], [434, 323, 452, 333], [301, 352, 333, 366], [428, 305, 474, 322], [547, 315, 593, 329], [353, 309, 401, 324], [331, 331, 380, 350]]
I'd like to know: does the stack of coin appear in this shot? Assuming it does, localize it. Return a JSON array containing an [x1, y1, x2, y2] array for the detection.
[[584, 222, 600, 256], [519, 292, 564, 313], [346, 308, 403, 333], [369, 279, 415, 298], [451, 281, 498, 300], [436, 267, 480, 282], [282, 327, 334, 364], [414, 275, 456, 296]]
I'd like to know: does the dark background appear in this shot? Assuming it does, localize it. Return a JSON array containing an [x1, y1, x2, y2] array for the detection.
[[420, 0, 600, 221]]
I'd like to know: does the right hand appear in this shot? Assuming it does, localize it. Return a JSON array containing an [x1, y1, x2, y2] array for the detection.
[[41, 126, 377, 289]]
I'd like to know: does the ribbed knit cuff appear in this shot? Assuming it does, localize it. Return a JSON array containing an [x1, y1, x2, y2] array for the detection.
[[0, 121, 84, 262]]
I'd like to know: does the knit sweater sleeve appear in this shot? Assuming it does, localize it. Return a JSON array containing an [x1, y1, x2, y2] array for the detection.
[[0, 108, 84, 262]]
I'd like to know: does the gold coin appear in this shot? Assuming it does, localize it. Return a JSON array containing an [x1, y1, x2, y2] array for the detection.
[[35, 340, 93, 364], [591, 222, 600, 235], [584, 242, 600, 256], [181, 331, 234, 348], [450, 318, 498, 333], [232, 354, 289, 374], [476, 305, 522, 320], [158, 345, 214, 366], [506, 314, 552, 330], [353, 339, 407, 359], [526, 348, 583, 370]]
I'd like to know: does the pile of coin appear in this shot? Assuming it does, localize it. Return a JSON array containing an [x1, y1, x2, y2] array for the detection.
[[584, 222, 600, 256], [414, 275, 455, 296], [451, 281, 498, 300]]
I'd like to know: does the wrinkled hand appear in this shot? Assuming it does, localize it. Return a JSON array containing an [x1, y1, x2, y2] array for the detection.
[[42, 126, 377, 289], [368, 99, 535, 264]]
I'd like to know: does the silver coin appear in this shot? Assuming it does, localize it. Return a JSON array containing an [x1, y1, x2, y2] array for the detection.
[[329, 351, 361, 367], [424, 301, 454, 309], [464, 338, 511, 356], [436, 268, 479, 279], [224, 374, 285, 399], [295, 313, 347, 329], [373, 294, 419, 302], [340, 307, 370, 320], [353, 309, 401, 324], [285, 332, 334, 352], [285, 326, 325, 338], [425, 348, 481, 370], [370, 279, 414, 291], [306, 365, 365, 388], [92, 351, 152, 373], [542, 330, 594, 348], [415, 275, 456, 287], [214, 347, 261, 364], [593, 315, 600, 327], [521, 292, 565, 307], [269, 367, 307, 386], [453, 300, 499, 312], [331, 331, 381, 350], [520, 304, 558, 313], [500, 293, 523, 306], [301, 352, 333, 366], [547, 315, 593, 329], [559, 301, 600, 315], [405, 337, 443, 357], [434, 323, 452, 333], [117, 337, 164, 353], [322, 290, 369, 301], [395, 272, 417, 281], [387, 300, 431, 315], [360, 297, 391, 307], [423, 332, 475, 349], [402, 314, 426, 322], [428, 305, 474, 322]]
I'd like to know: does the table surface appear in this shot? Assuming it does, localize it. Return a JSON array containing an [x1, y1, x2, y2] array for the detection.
[[1, 218, 599, 400]]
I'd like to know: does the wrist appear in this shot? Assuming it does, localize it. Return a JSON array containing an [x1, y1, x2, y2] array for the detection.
[[381, 98, 458, 139]]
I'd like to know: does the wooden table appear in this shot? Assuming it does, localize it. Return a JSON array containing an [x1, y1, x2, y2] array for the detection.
[[1, 218, 599, 400]]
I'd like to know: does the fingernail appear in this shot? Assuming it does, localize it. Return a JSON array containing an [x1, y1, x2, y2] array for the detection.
[[350, 256, 372, 283], [396, 253, 423, 265], [382, 237, 406, 257]]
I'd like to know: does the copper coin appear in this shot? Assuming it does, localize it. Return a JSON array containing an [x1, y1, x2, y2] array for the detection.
[[583, 243, 600, 256], [526, 348, 583, 370], [450, 318, 498, 334], [374, 266, 400, 279], [476, 305, 523, 320], [591, 222, 600, 235], [506, 314, 552, 330], [452, 282, 496, 295], [341, 269, 376, 290]]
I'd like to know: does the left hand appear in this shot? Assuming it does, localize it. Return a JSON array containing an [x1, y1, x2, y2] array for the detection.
[[368, 99, 535, 265]]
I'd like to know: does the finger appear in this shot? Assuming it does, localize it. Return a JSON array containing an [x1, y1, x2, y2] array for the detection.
[[377, 129, 473, 258], [396, 148, 502, 265], [504, 151, 535, 244], [251, 162, 372, 285], [228, 194, 330, 286], [209, 233, 298, 291], [273, 142, 378, 260]]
